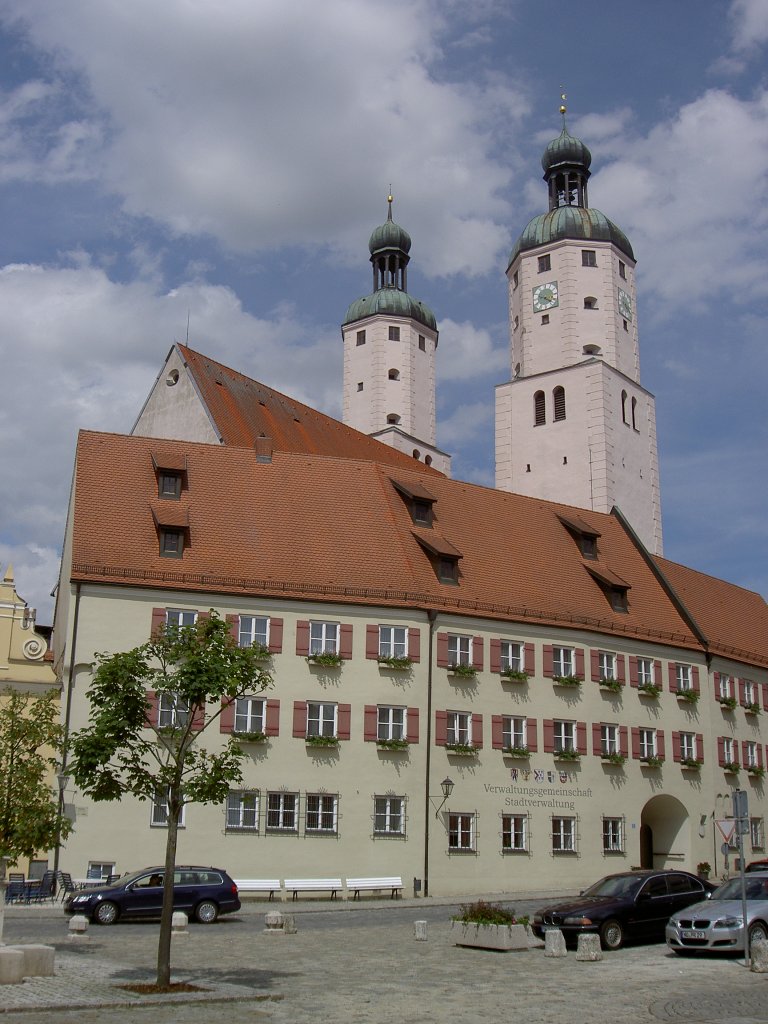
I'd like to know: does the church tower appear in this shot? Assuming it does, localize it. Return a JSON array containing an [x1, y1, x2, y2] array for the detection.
[[342, 197, 450, 475], [495, 106, 663, 553]]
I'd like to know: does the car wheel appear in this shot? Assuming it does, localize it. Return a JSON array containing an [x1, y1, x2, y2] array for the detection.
[[600, 919, 624, 951], [748, 921, 768, 945], [94, 900, 119, 925], [194, 900, 219, 924]]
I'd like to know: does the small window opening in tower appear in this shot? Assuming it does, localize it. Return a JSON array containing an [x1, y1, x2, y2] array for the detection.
[[534, 391, 546, 426], [418, 335, 426, 351], [412, 449, 421, 460], [563, 456, 568, 465], [537, 254, 551, 273], [388, 326, 400, 341], [584, 296, 597, 310], [356, 330, 366, 346], [388, 368, 400, 380], [357, 382, 364, 392], [424, 455, 432, 466], [553, 386, 566, 422], [512, 270, 519, 288], [621, 390, 628, 424], [387, 413, 401, 424], [583, 344, 602, 357], [631, 397, 638, 431], [526, 464, 531, 473], [513, 316, 519, 331], [582, 250, 597, 267], [623, 319, 628, 332], [541, 314, 550, 325], [618, 260, 626, 280]]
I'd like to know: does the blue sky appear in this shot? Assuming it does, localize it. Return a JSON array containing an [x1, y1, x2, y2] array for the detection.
[[0, 0, 766, 621]]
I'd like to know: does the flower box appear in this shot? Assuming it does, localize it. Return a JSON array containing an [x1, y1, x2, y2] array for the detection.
[[676, 689, 699, 704], [448, 664, 478, 679], [637, 684, 661, 698], [553, 748, 579, 762], [601, 752, 626, 766], [502, 746, 530, 759], [375, 738, 409, 751], [376, 655, 413, 671], [747, 766, 765, 779], [723, 762, 740, 774], [599, 678, 623, 693], [305, 735, 339, 747], [553, 675, 582, 687], [744, 703, 761, 716], [718, 696, 738, 710], [500, 670, 530, 682], [445, 743, 478, 756], [306, 652, 344, 668], [680, 757, 702, 770], [232, 731, 267, 743], [640, 756, 664, 768]]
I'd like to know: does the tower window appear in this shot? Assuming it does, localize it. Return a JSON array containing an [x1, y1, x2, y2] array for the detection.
[[538, 255, 551, 273], [357, 382, 364, 392], [412, 449, 421, 461], [424, 455, 432, 466], [512, 270, 519, 288], [553, 386, 566, 422], [534, 391, 546, 427], [618, 260, 626, 280], [513, 316, 519, 331], [388, 326, 400, 342], [583, 344, 602, 356], [541, 314, 550, 325], [388, 368, 400, 380], [356, 330, 366, 346], [387, 413, 401, 424], [582, 250, 597, 267], [583, 296, 597, 310], [623, 319, 628, 332], [621, 390, 628, 424], [418, 335, 426, 351], [631, 397, 638, 431]]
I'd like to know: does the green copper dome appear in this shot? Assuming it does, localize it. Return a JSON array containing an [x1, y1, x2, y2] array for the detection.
[[508, 207, 635, 268], [369, 218, 412, 255], [541, 127, 592, 173], [343, 288, 437, 331]]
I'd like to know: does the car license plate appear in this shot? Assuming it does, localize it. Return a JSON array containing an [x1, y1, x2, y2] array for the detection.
[[681, 929, 706, 940]]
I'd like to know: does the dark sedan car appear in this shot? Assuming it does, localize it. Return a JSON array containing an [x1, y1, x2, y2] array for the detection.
[[63, 865, 240, 925], [532, 870, 713, 950]]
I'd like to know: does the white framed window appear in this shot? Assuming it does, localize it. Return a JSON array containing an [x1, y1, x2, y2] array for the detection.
[[743, 679, 756, 705], [502, 814, 528, 852], [448, 634, 472, 667], [447, 711, 472, 746], [553, 719, 576, 753], [356, 330, 366, 346], [745, 740, 759, 769], [553, 646, 574, 676], [151, 789, 185, 828], [234, 696, 265, 734], [637, 658, 654, 686], [87, 862, 114, 881], [582, 249, 597, 267], [618, 260, 626, 280], [158, 692, 190, 728], [377, 706, 406, 741], [500, 641, 523, 673], [502, 716, 526, 750], [602, 817, 624, 853], [598, 652, 616, 679], [388, 325, 400, 341], [266, 791, 297, 831], [165, 609, 197, 630], [379, 625, 407, 658], [723, 737, 736, 763], [374, 796, 405, 836], [751, 818, 765, 851], [448, 813, 476, 851], [238, 615, 269, 649], [601, 724, 619, 756], [226, 790, 259, 831], [680, 732, 697, 760], [675, 664, 692, 692], [552, 816, 576, 853], [310, 621, 339, 655], [307, 702, 337, 738], [639, 728, 657, 759], [305, 793, 338, 834], [718, 674, 733, 701]]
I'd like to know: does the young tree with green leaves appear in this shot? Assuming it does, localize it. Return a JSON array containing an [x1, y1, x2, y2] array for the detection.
[[69, 611, 272, 989]]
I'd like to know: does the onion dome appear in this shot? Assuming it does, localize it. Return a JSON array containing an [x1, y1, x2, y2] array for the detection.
[[541, 127, 592, 174], [343, 289, 436, 331], [369, 217, 411, 255], [508, 207, 634, 268]]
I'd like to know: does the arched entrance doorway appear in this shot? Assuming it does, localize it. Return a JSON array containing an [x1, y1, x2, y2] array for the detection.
[[640, 795, 689, 870]]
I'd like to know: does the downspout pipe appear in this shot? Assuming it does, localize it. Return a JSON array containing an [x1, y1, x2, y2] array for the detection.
[[423, 608, 437, 898], [54, 582, 81, 877]]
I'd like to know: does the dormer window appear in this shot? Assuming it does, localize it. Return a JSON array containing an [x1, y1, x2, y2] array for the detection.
[[556, 512, 601, 560], [159, 529, 184, 558], [412, 500, 431, 525], [391, 479, 437, 527], [412, 532, 463, 585], [152, 452, 187, 500], [585, 564, 631, 614], [158, 472, 181, 500]]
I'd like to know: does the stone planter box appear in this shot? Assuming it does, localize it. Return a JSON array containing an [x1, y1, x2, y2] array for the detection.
[[451, 921, 528, 951]]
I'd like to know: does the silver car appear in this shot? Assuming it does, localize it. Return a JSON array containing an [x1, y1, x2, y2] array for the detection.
[[666, 872, 768, 954]]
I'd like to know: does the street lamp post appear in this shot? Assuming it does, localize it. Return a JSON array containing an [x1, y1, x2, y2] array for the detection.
[[52, 771, 69, 884]]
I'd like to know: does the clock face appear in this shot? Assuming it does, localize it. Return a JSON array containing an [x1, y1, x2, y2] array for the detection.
[[618, 288, 633, 321], [532, 281, 559, 312]]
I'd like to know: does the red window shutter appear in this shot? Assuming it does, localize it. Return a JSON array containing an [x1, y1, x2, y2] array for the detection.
[[631, 727, 640, 759], [619, 726, 628, 757], [543, 719, 554, 753], [717, 737, 725, 767], [198, 611, 210, 621], [489, 639, 501, 674], [292, 700, 307, 737], [527, 719, 538, 752], [151, 608, 166, 639], [366, 625, 379, 660], [574, 649, 585, 679], [220, 698, 234, 733], [436, 633, 449, 668], [629, 656, 638, 687], [472, 713, 483, 749], [190, 703, 205, 731], [337, 704, 351, 740], [590, 650, 600, 682], [145, 690, 159, 727], [696, 733, 703, 762], [692, 667, 700, 694], [435, 710, 448, 745], [491, 715, 504, 749], [739, 678, 746, 705], [543, 645, 554, 678], [407, 707, 419, 743], [225, 614, 239, 642], [616, 655, 626, 684], [657, 731, 666, 760], [296, 620, 310, 657], [759, 745, 765, 769], [576, 721, 587, 755], [472, 637, 483, 671], [668, 663, 677, 691], [672, 732, 681, 762], [339, 624, 353, 659], [713, 672, 721, 695], [265, 699, 280, 736], [763, 683, 768, 711], [364, 705, 377, 741], [524, 643, 534, 675], [268, 618, 283, 654], [592, 722, 602, 755], [408, 628, 421, 663]]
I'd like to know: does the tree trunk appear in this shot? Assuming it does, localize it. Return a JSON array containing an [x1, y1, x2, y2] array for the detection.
[[156, 799, 180, 988]]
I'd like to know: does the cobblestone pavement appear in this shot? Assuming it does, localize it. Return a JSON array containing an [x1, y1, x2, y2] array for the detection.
[[2, 896, 767, 1023]]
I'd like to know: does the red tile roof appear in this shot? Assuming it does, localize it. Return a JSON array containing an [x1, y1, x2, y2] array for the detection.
[[67, 429, 743, 656]]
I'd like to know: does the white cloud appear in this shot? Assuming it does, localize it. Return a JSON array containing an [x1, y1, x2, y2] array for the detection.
[[437, 399, 494, 447], [436, 318, 507, 382], [729, 0, 768, 52]]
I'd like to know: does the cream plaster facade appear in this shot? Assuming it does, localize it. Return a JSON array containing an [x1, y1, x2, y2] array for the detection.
[[132, 346, 221, 444]]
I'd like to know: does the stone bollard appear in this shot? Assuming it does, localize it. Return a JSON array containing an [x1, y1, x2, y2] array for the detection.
[[264, 910, 285, 935], [750, 937, 768, 973], [0, 948, 25, 985], [13, 945, 55, 977], [575, 933, 602, 961], [283, 914, 297, 934], [544, 928, 567, 958], [67, 914, 90, 943], [414, 920, 428, 941], [171, 912, 189, 937]]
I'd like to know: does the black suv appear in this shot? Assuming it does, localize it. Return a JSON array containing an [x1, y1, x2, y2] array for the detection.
[[64, 865, 240, 924]]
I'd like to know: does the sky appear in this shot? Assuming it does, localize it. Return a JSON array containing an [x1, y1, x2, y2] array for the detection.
[[0, 0, 766, 624]]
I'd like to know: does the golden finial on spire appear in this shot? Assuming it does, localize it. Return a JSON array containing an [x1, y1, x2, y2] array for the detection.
[[387, 185, 394, 221], [559, 88, 567, 127]]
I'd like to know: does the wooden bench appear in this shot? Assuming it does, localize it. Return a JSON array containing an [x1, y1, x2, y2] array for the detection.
[[233, 879, 281, 900], [346, 876, 404, 900], [284, 878, 342, 901]]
